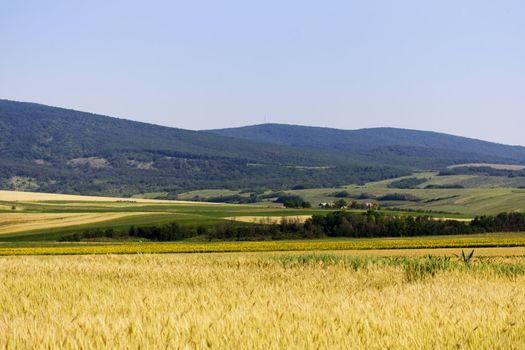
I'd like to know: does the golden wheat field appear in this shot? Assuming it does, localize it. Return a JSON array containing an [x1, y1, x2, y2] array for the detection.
[[1, 253, 524, 349]]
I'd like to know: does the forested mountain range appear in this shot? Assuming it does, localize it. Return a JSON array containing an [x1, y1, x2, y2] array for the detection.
[[0, 100, 403, 196], [208, 124, 525, 168], [1, 99, 523, 197]]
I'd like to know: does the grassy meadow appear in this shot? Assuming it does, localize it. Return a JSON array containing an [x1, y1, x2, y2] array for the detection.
[[1, 253, 525, 349]]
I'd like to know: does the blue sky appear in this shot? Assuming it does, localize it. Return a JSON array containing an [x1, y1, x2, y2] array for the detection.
[[1, 0, 524, 144]]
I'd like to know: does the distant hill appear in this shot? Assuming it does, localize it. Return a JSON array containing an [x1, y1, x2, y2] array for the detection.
[[0, 100, 405, 196], [4, 99, 523, 198], [208, 124, 525, 168]]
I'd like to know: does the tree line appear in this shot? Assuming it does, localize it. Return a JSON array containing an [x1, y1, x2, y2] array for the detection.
[[61, 211, 525, 242]]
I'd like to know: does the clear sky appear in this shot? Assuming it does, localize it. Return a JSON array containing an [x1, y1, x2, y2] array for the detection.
[[1, 1, 524, 145]]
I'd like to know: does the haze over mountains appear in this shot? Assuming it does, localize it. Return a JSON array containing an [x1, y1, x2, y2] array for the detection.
[[1, 99, 524, 197]]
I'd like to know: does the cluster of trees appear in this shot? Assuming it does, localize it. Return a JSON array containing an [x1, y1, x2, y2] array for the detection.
[[471, 212, 525, 232], [62, 218, 319, 242], [424, 184, 464, 189], [307, 211, 472, 237], [189, 192, 316, 207], [439, 166, 525, 177], [387, 177, 427, 189], [332, 191, 351, 198], [191, 194, 259, 204], [309, 211, 525, 238], [61, 210, 525, 242], [189, 191, 292, 204], [274, 195, 311, 208], [377, 193, 421, 201], [330, 191, 421, 203], [206, 218, 317, 240], [62, 223, 206, 242]]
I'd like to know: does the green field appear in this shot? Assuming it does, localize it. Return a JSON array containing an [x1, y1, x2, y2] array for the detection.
[[183, 171, 525, 215], [0, 189, 486, 243], [171, 173, 525, 216], [0, 198, 333, 242], [1, 185, 525, 256]]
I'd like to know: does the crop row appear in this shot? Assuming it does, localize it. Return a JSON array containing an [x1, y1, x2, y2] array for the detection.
[[1, 237, 525, 255]]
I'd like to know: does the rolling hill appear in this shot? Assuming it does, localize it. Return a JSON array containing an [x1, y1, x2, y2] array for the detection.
[[2, 99, 525, 198], [0, 100, 405, 196], [208, 124, 525, 168]]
